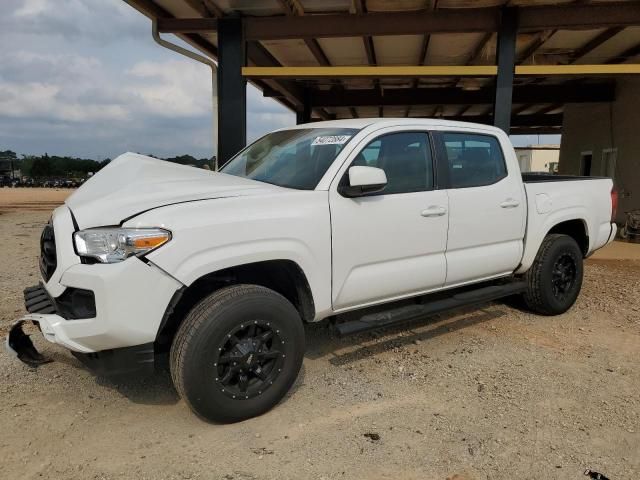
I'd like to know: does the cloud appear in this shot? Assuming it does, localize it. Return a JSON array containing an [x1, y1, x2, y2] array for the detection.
[[0, 1, 295, 159], [0, 50, 130, 122], [0, 82, 129, 122], [126, 59, 213, 118], [246, 86, 295, 140], [14, 0, 48, 17], [4, 0, 144, 44]]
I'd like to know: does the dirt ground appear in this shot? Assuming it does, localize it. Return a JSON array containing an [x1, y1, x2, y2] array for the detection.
[[0, 188, 638, 480]]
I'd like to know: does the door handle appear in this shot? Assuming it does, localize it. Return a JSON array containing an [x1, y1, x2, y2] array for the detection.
[[500, 199, 520, 209], [421, 206, 447, 217]]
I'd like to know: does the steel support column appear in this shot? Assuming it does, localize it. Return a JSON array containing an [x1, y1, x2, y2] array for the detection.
[[217, 18, 246, 165], [493, 8, 518, 133], [296, 89, 312, 124]]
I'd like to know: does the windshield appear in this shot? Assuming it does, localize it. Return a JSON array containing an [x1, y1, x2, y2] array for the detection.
[[220, 128, 358, 190]]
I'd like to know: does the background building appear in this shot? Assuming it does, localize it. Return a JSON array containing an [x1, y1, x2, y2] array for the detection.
[[0, 151, 19, 181], [516, 145, 559, 173], [560, 77, 639, 222]]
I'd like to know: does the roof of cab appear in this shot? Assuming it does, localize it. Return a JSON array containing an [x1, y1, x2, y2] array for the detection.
[[283, 118, 504, 134]]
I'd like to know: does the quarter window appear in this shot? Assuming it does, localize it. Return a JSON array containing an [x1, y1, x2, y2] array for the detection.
[[350, 132, 434, 195], [442, 133, 507, 188]]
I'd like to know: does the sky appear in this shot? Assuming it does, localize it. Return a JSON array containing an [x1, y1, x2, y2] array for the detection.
[[0, 0, 556, 160], [0, 0, 294, 160]]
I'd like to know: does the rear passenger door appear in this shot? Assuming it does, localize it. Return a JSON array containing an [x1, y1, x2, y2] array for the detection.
[[434, 131, 526, 286]]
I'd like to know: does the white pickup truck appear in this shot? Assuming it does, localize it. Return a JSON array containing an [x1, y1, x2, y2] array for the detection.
[[8, 119, 617, 423]]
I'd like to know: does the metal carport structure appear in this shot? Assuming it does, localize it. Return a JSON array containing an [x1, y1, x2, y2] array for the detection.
[[124, 0, 640, 165]]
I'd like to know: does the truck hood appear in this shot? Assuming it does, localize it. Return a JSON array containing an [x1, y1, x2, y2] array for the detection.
[[66, 152, 283, 229]]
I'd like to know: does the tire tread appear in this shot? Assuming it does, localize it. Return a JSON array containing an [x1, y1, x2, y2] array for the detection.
[[524, 234, 582, 315], [170, 284, 290, 417]]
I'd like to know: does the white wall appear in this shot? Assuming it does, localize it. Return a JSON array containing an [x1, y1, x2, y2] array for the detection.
[[516, 146, 559, 173]]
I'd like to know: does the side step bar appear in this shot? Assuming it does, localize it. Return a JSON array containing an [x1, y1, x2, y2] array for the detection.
[[335, 281, 526, 336]]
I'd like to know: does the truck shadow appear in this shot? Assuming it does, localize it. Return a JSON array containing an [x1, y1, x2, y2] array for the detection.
[[46, 349, 179, 405], [45, 304, 506, 408], [304, 304, 508, 366], [94, 369, 180, 406], [89, 362, 306, 412]]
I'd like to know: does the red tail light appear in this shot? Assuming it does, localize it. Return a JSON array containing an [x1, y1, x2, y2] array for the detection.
[[611, 187, 618, 222]]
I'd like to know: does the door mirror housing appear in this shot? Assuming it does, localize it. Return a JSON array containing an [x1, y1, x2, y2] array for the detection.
[[339, 166, 388, 197]]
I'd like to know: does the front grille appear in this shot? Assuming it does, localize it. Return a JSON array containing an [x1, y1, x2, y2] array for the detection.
[[39, 222, 57, 282]]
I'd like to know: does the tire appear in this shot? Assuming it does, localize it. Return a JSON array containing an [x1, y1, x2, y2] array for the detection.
[[523, 234, 584, 315], [170, 284, 305, 423]]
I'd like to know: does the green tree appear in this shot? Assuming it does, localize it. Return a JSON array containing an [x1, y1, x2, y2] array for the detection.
[[31, 156, 52, 178]]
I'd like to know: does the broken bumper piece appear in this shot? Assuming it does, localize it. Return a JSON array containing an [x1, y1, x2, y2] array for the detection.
[[6, 317, 156, 375], [6, 309, 93, 368], [6, 319, 52, 367]]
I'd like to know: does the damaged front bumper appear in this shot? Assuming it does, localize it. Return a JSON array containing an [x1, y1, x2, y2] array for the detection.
[[5, 302, 95, 369], [6, 318, 156, 375], [6, 281, 164, 375], [5, 284, 158, 375], [6, 319, 53, 367], [9, 284, 97, 355], [5, 205, 182, 373], [6, 283, 94, 366]]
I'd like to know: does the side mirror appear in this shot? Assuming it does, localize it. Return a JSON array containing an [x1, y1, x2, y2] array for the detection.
[[339, 166, 387, 198]]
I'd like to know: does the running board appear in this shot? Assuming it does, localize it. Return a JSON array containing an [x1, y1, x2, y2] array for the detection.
[[335, 282, 526, 336]]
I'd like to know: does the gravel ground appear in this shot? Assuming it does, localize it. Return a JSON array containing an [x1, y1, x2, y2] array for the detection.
[[1, 189, 639, 480]]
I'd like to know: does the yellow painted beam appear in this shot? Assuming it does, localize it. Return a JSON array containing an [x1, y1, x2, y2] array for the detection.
[[243, 66, 498, 78], [242, 64, 640, 78], [516, 64, 640, 75]]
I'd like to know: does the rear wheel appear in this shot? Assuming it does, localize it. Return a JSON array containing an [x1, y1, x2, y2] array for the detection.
[[170, 284, 305, 423], [523, 234, 583, 315]]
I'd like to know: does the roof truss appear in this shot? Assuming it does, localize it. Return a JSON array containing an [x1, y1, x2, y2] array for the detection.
[[157, 2, 640, 39]]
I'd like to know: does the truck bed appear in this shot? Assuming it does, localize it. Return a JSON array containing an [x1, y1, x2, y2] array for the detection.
[[517, 174, 615, 275], [522, 173, 608, 183]]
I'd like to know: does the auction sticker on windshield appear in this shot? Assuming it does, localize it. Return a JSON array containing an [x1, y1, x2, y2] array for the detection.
[[311, 135, 351, 146]]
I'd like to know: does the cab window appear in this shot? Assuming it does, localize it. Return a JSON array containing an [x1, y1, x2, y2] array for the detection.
[[350, 132, 434, 195]]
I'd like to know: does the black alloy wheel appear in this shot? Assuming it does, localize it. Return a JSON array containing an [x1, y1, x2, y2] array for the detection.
[[551, 253, 577, 301], [214, 321, 285, 400], [523, 234, 584, 315], [171, 284, 305, 423]]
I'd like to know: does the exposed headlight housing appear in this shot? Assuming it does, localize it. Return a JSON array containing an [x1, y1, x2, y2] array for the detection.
[[73, 228, 171, 263]]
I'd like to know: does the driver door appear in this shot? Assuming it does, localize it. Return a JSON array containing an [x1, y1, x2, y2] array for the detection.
[[329, 129, 449, 311]]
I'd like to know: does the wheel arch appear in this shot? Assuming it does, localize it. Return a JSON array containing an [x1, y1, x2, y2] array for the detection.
[[155, 259, 315, 352], [546, 218, 589, 256], [517, 214, 590, 275]]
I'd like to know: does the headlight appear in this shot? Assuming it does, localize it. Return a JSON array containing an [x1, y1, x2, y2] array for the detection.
[[73, 228, 171, 263]]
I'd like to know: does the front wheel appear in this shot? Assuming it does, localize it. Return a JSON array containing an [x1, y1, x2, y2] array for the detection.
[[170, 284, 305, 423], [523, 234, 584, 315]]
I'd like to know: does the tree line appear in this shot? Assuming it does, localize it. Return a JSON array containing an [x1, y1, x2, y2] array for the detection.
[[0, 150, 215, 179]]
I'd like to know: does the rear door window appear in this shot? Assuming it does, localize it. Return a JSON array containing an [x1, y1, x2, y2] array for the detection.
[[441, 133, 507, 188]]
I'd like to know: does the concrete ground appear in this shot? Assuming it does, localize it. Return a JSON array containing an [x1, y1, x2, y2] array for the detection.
[[0, 188, 638, 480], [591, 239, 640, 260]]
